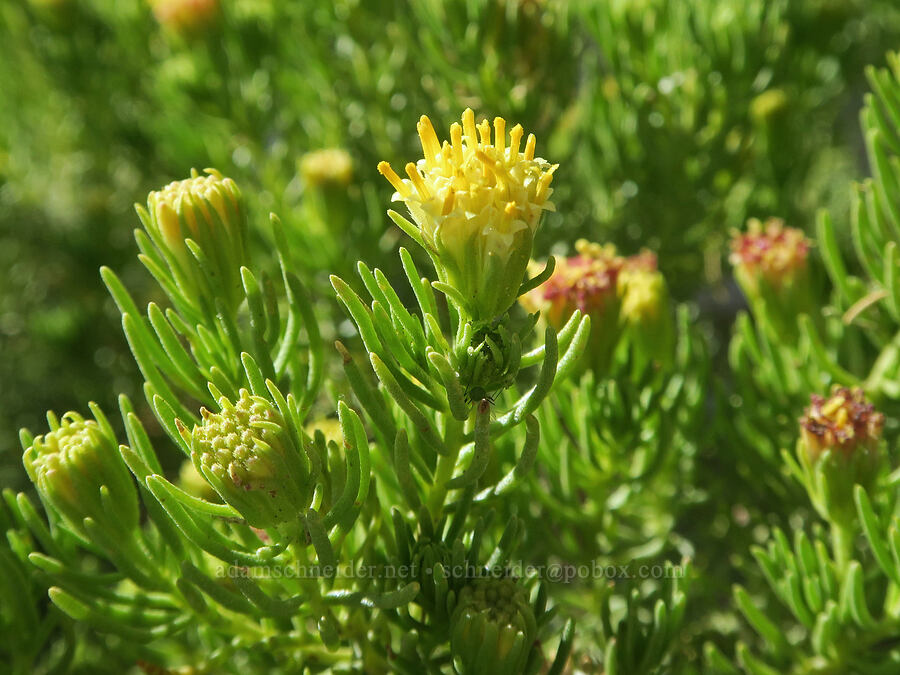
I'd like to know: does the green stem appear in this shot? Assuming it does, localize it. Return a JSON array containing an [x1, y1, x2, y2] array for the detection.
[[830, 520, 855, 575], [427, 415, 466, 522]]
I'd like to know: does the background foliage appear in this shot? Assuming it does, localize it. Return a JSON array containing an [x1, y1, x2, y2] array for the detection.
[[4, 0, 900, 672]]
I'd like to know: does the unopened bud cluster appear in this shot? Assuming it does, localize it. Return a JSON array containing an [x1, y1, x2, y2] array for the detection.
[[142, 168, 247, 314], [450, 576, 536, 674], [23, 412, 138, 539], [190, 390, 311, 530]]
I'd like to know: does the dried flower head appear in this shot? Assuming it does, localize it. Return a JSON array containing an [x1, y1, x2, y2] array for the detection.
[[379, 109, 557, 320], [800, 386, 884, 460], [730, 217, 810, 289], [152, 0, 219, 36], [518, 239, 625, 374], [521, 239, 624, 329]]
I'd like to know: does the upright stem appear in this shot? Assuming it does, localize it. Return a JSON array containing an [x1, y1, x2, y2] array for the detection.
[[427, 415, 466, 522], [830, 520, 855, 575]]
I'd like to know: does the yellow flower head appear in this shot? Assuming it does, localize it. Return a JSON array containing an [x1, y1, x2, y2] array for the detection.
[[379, 109, 558, 320], [300, 148, 354, 187], [800, 386, 884, 460], [619, 250, 666, 323], [190, 390, 313, 529]]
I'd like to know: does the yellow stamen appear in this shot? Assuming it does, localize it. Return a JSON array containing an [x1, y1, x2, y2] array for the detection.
[[405, 163, 431, 198], [822, 397, 845, 418], [524, 133, 536, 161], [450, 123, 464, 168], [377, 161, 411, 196], [535, 165, 557, 202], [476, 149, 499, 182], [441, 189, 455, 216], [477, 119, 491, 147], [494, 117, 506, 154], [462, 108, 478, 150], [440, 141, 453, 171], [508, 124, 524, 159], [417, 115, 441, 167]]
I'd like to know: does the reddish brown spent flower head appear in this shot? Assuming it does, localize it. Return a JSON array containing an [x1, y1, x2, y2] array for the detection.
[[800, 386, 884, 459], [152, 0, 219, 35], [623, 249, 658, 273], [730, 217, 810, 287], [521, 239, 624, 327]]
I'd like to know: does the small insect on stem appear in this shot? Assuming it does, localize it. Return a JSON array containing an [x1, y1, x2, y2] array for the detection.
[[478, 397, 492, 415], [464, 384, 496, 407]]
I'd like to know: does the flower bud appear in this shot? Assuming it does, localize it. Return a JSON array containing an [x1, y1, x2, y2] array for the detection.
[[23, 412, 138, 540], [520, 239, 624, 374], [750, 89, 789, 124], [152, 0, 220, 37], [299, 149, 354, 187], [730, 218, 812, 337], [456, 315, 526, 402], [409, 537, 457, 622], [450, 577, 536, 675], [379, 109, 558, 321], [142, 168, 247, 314], [618, 250, 674, 367], [189, 390, 312, 531]]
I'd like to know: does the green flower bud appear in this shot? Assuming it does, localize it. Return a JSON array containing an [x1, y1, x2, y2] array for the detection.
[[23, 412, 138, 540], [456, 315, 529, 403], [450, 577, 537, 675], [406, 537, 462, 624], [379, 109, 557, 321], [797, 386, 885, 523], [750, 89, 789, 124], [190, 390, 312, 531], [141, 168, 248, 315]]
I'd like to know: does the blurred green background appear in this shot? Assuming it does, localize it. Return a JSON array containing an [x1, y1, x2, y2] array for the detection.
[[2, 0, 900, 488]]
